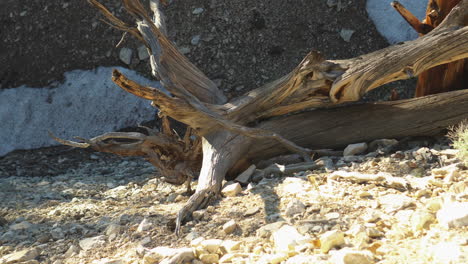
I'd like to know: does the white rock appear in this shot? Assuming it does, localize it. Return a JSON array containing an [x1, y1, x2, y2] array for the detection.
[[137, 218, 152, 232], [79, 235, 106, 251], [1, 248, 39, 263], [437, 202, 468, 228], [257, 221, 286, 238], [257, 253, 288, 264], [320, 230, 345, 253], [9, 221, 32, 230], [220, 240, 242, 254], [339, 29, 355, 42], [144, 247, 180, 263], [199, 254, 219, 264], [366, 0, 426, 44], [64, 245, 80, 258], [331, 249, 374, 264], [190, 237, 205, 247], [410, 210, 435, 232], [137, 45, 149, 60], [200, 239, 223, 253], [192, 209, 206, 221], [105, 223, 121, 237], [378, 194, 414, 213], [221, 182, 242, 197], [343, 143, 368, 156], [273, 225, 311, 253], [0, 67, 159, 156], [235, 165, 256, 185], [222, 219, 238, 234], [192, 8, 204, 14], [191, 35, 201, 45], [285, 199, 306, 217], [119, 48, 133, 65]]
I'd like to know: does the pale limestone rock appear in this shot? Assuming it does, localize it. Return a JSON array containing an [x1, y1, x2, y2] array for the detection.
[[192, 209, 206, 221], [273, 225, 311, 254], [331, 249, 374, 264], [105, 223, 121, 237], [200, 239, 223, 254], [222, 219, 238, 234], [343, 143, 367, 156], [64, 245, 80, 258], [199, 253, 219, 264], [437, 202, 468, 228], [137, 45, 149, 60], [1, 248, 39, 264], [257, 221, 285, 238], [220, 240, 241, 254], [221, 183, 242, 197], [256, 253, 288, 264], [366, 227, 384, 238], [285, 199, 306, 217], [9, 221, 32, 231], [79, 235, 106, 251], [320, 230, 345, 253], [339, 29, 355, 42], [190, 237, 205, 247], [235, 165, 256, 185], [119, 48, 132, 65], [143, 247, 179, 263], [137, 218, 152, 232], [378, 194, 414, 213], [410, 210, 435, 232]]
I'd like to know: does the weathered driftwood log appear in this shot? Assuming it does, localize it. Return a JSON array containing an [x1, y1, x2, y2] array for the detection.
[[392, 0, 468, 96], [53, 0, 468, 234]]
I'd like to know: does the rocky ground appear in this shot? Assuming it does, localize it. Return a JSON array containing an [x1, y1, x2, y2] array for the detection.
[[0, 136, 467, 264]]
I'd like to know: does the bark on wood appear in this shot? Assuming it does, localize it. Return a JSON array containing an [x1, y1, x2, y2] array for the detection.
[[392, 0, 468, 96], [52, 0, 468, 235]]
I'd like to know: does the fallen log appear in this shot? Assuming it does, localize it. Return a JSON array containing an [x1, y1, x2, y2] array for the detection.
[[53, 0, 468, 235]]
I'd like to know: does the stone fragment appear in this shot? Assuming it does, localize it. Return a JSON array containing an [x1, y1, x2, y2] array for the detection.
[[179, 47, 191, 54], [190, 237, 205, 247], [273, 225, 311, 254], [437, 202, 468, 228], [366, 227, 384, 238], [285, 199, 306, 217], [222, 219, 238, 234], [191, 35, 201, 45], [431, 242, 464, 264], [378, 194, 414, 213], [143, 247, 179, 263], [368, 139, 398, 152], [192, 8, 204, 15], [192, 209, 206, 221], [137, 218, 152, 232], [325, 212, 340, 220], [1, 248, 38, 263], [221, 182, 242, 197], [137, 45, 149, 60], [64, 245, 80, 258], [243, 206, 260, 216], [257, 221, 285, 238], [185, 231, 199, 241], [199, 253, 219, 264], [9, 221, 32, 230], [340, 29, 355, 42], [105, 223, 121, 237], [331, 249, 374, 264], [119, 48, 133, 65], [220, 240, 241, 254], [411, 210, 435, 232], [320, 230, 345, 253], [200, 239, 223, 254], [235, 165, 256, 185], [343, 143, 367, 156], [79, 235, 106, 251], [257, 253, 288, 264]]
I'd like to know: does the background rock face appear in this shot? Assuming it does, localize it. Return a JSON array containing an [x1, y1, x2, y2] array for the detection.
[[0, 67, 159, 156], [366, 0, 427, 44]]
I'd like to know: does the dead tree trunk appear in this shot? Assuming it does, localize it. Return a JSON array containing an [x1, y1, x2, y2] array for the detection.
[[392, 0, 468, 96], [53, 0, 468, 234]]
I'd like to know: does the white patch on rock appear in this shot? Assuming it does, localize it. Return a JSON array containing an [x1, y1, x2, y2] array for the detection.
[[0, 67, 160, 156], [366, 0, 426, 44]]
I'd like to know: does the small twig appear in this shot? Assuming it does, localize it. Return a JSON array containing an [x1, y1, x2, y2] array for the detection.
[[115, 32, 128, 48]]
